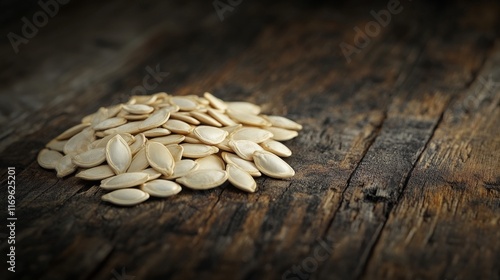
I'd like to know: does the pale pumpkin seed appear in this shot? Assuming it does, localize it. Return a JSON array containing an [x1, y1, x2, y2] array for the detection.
[[145, 141, 175, 176], [100, 172, 149, 190], [37, 149, 63, 169], [141, 179, 182, 197], [176, 169, 228, 190], [106, 135, 132, 174], [253, 150, 295, 179], [102, 188, 150, 206], [226, 163, 256, 193]]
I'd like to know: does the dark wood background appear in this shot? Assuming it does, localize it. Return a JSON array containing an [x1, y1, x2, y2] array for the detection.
[[0, 0, 499, 279]]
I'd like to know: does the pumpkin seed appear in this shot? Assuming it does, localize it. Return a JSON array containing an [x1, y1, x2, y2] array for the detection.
[[145, 141, 175, 176], [56, 154, 77, 178], [102, 188, 150, 206], [75, 165, 115, 180], [180, 143, 219, 158], [229, 127, 273, 143], [56, 123, 90, 140], [165, 159, 199, 179], [127, 147, 149, 172], [227, 163, 256, 193], [106, 135, 132, 174], [221, 152, 261, 177], [37, 149, 63, 169], [149, 134, 185, 145], [265, 127, 299, 141], [123, 104, 154, 114], [263, 115, 303, 130], [261, 139, 292, 157], [93, 117, 127, 131], [195, 155, 225, 170], [193, 126, 228, 145], [228, 140, 263, 161], [141, 180, 182, 197], [163, 119, 193, 134], [253, 150, 295, 179], [100, 172, 149, 190], [176, 169, 228, 190], [73, 148, 106, 168]]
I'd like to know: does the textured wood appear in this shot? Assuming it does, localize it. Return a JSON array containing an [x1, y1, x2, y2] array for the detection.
[[0, 0, 499, 280]]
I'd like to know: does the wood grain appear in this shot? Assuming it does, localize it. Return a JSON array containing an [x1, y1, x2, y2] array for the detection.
[[0, 0, 498, 279]]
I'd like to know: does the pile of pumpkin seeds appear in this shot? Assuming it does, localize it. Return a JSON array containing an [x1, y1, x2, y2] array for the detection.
[[37, 92, 301, 206]]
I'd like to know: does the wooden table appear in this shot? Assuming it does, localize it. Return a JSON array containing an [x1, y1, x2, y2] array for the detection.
[[1, 0, 499, 279]]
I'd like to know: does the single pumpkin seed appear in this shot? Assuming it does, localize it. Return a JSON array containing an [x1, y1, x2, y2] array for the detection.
[[106, 134, 132, 174], [141, 180, 182, 197], [102, 188, 150, 206], [93, 117, 127, 131], [176, 169, 228, 190], [100, 172, 149, 190], [195, 155, 225, 170], [227, 163, 256, 193], [253, 150, 295, 179], [37, 149, 63, 169], [75, 165, 115, 180], [204, 92, 227, 110], [229, 127, 273, 143], [127, 147, 149, 172], [164, 159, 199, 179], [149, 134, 185, 145], [73, 147, 106, 168], [145, 141, 175, 176], [265, 127, 299, 141], [228, 140, 263, 161], [143, 128, 171, 137], [193, 125, 228, 145], [56, 154, 77, 178], [262, 115, 302, 130], [123, 104, 154, 114], [221, 152, 261, 177], [180, 143, 219, 158]]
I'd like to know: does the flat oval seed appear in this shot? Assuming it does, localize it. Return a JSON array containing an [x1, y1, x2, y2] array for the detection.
[[102, 189, 150, 206], [163, 119, 193, 134], [226, 102, 261, 115], [204, 92, 227, 110], [139, 108, 170, 130], [195, 155, 225, 170], [149, 135, 185, 145], [193, 126, 228, 145], [170, 112, 201, 125], [75, 165, 115, 180], [104, 121, 143, 135], [207, 108, 237, 126], [190, 111, 222, 127], [56, 123, 90, 140], [106, 135, 132, 174], [56, 154, 77, 178], [227, 110, 271, 127], [64, 128, 95, 155], [73, 148, 106, 168], [220, 124, 242, 133], [265, 127, 299, 141], [180, 144, 219, 158], [100, 172, 149, 190], [230, 127, 273, 143], [253, 150, 295, 179], [221, 152, 261, 177], [227, 163, 256, 193], [141, 168, 162, 181], [141, 180, 182, 197], [263, 115, 302, 130], [143, 128, 171, 137], [146, 141, 175, 176], [228, 140, 263, 161], [171, 96, 198, 111], [176, 169, 228, 190], [37, 149, 63, 169], [122, 114, 149, 121], [129, 133, 146, 155], [46, 139, 67, 152], [93, 117, 127, 130], [123, 104, 154, 114], [127, 147, 149, 172], [165, 159, 199, 179], [261, 139, 292, 157], [166, 144, 183, 162]]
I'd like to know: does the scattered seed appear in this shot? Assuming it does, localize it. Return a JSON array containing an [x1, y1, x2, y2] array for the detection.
[[100, 172, 149, 190], [193, 125, 228, 145], [227, 163, 256, 193], [106, 135, 132, 174], [141, 179, 182, 197], [265, 127, 299, 141], [253, 150, 295, 179], [73, 147, 106, 168], [75, 165, 115, 180], [37, 149, 63, 169], [145, 141, 175, 176], [102, 188, 150, 206], [176, 169, 228, 190]]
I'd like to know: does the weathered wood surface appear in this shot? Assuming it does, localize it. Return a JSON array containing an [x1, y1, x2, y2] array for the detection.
[[0, 0, 499, 279]]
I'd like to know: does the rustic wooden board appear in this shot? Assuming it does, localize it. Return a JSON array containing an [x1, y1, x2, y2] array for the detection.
[[0, 0, 499, 279]]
